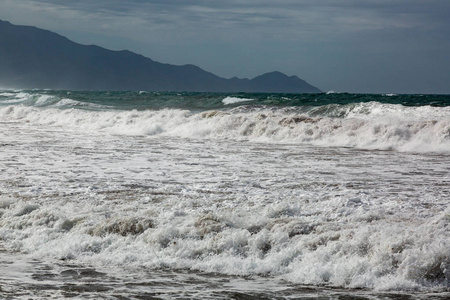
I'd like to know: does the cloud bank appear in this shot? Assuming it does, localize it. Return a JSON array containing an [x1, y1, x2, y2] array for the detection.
[[1, 0, 449, 93]]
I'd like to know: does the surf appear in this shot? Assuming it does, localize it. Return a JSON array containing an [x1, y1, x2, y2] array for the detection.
[[1, 97, 449, 153]]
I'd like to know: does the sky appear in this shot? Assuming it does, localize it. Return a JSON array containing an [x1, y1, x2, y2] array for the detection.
[[1, 0, 449, 94]]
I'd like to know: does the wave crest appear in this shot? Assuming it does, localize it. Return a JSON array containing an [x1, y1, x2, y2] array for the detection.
[[0, 102, 449, 153]]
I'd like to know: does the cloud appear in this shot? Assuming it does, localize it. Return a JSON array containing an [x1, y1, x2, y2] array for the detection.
[[1, 0, 449, 93], [4, 0, 449, 42]]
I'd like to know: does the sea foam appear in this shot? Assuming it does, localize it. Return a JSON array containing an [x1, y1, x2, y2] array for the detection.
[[0, 104, 448, 293], [222, 96, 254, 105], [0, 103, 449, 153]]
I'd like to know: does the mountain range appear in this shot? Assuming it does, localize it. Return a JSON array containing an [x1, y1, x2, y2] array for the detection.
[[0, 20, 321, 93]]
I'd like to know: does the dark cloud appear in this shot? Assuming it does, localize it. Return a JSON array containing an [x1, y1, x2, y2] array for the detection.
[[1, 0, 449, 93]]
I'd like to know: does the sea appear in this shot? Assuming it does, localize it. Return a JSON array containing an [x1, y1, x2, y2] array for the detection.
[[0, 90, 449, 299]]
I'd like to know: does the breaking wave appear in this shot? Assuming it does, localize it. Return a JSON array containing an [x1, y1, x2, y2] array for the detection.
[[0, 90, 449, 294], [0, 101, 449, 153]]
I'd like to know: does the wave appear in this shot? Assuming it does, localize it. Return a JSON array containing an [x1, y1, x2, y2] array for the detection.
[[222, 96, 254, 105], [2, 90, 450, 110], [0, 102, 449, 153], [1, 193, 449, 292], [0, 91, 110, 110], [0, 92, 449, 292]]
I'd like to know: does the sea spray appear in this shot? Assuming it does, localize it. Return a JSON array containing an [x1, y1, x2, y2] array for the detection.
[[0, 90, 449, 298]]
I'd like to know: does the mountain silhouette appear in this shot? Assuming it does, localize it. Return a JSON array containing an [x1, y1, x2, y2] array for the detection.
[[0, 20, 321, 93]]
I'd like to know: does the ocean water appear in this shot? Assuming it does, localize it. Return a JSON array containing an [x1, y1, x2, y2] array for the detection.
[[0, 90, 449, 299]]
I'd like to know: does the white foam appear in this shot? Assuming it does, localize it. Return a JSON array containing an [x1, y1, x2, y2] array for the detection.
[[9, 92, 32, 103], [35, 95, 56, 106], [0, 92, 16, 97], [53, 98, 107, 109], [0, 114, 448, 292], [0, 103, 449, 153], [15, 92, 30, 98], [222, 96, 254, 105]]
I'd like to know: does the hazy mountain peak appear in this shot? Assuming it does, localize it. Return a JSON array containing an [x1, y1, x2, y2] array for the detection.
[[0, 19, 321, 93]]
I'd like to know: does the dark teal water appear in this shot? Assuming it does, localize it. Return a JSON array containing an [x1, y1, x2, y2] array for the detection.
[[4, 90, 450, 111]]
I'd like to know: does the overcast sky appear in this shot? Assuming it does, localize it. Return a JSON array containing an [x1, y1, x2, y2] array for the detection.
[[1, 0, 449, 93]]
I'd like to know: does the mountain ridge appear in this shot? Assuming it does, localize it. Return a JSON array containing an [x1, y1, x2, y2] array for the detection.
[[0, 20, 321, 93]]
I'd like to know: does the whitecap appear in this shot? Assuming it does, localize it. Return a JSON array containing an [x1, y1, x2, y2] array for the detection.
[[0, 92, 16, 97], [222, 96, 254, 105], [35, 95, 57, 106]]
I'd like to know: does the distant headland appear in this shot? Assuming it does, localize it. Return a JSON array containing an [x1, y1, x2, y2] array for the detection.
[[0, 20, 321, 93]]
